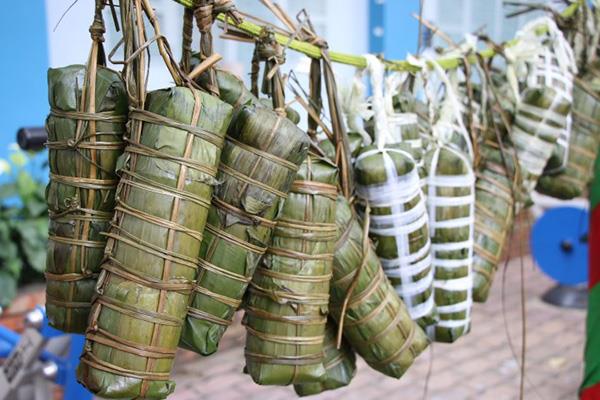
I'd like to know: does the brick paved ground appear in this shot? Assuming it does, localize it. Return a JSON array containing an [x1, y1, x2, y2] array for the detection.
[[169, 252, 587, 400]]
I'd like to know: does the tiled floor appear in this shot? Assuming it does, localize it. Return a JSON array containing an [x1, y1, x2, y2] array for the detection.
[[169, 255, 587, 400]]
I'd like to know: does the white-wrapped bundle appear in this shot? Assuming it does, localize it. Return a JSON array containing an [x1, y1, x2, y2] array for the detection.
[[354, 55, 437, 330], [385, 72, 423, 157], [510, 17, 577, 193], [424, 61, 475, 343], [424, 144, 475, 343]]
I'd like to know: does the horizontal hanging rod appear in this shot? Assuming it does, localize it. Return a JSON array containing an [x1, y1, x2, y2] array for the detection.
[[170, 0, 581, 71]]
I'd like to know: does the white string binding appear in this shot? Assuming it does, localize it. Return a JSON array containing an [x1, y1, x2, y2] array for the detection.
[[354, 54, 436, 325], [512, 17, 576, 181], [422, 59, 476, 337]]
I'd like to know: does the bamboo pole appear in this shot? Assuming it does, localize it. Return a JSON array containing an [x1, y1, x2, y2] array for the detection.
[[169, 0, 582, 71]]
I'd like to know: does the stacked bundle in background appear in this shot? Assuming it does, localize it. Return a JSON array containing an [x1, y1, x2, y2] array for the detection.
[[181, 105, 309, 355], [244, 155, 338, 385], [77, 87, 232, 399], [511, 18, 576, 199], [472, 139, 518, 302], [536, 73, 600, 199], [45, 65, 127, 333], [329, 195, 429, 378]]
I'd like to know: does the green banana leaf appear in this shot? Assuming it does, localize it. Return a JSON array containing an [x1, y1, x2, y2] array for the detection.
[[294, 320, 356, 396], [393, 93, 432, 139], [45, 65, 127, 333], [258, 98, 301, 125], [354, 144, 436, 330], [472, 140, 517, 303], [196, 67, 258, 109], [244, 155, 338, 386], [512, 86, 571, 195], [330, 195, 429, 378], [194, 66, 300, 124], [364, 114, 424, 159], [77, 87, 232, 399], [181, 105, 309, 356], [423, 144, 474, 343], [536, 75, 600, 199], [319, 132, 365, 162]]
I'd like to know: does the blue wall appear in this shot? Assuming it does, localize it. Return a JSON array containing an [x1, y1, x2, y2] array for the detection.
[[0, 3, 49, 175], [369, 0, 420, 58]]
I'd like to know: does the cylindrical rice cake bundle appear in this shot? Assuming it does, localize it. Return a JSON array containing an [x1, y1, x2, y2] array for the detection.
[[244, 155, 338, 385], [330, 195, 429, 378], [424, 144, 475, 342], [354, 144, 437, 331], [294, 321, 356, 397], [77, 87, 232, 399], [512, 86, 571, 196], [472, 140, 517, 303], [45, 65, 127, 333], [180, 105, 309, 356], [536, 74, 600, 199]]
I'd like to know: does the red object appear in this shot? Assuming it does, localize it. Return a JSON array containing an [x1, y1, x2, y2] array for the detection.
[[581, 383, 600, 400], [590, 206, 600, 290]]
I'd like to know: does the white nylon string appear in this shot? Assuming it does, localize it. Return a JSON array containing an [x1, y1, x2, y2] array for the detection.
[[513, 85, 568, 193], [429, 59, 474, 161], [364, 54, 393, 150], [514, 16, 576, 173], [355, 145, 435, 322], [426, 144, 475, 333], [385, 71, 422, 151], [341, 67, 373, 145]]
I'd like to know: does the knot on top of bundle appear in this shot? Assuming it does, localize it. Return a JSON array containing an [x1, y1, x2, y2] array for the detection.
[[256, 28, 286, 65], [89, 0, 106, 42], [194, 0, 242, 33]]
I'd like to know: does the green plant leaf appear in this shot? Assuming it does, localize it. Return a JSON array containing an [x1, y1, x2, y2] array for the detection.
[[14, 219, 47, 273], [0, 270, 18, 308], [16, 170, 37, 199], [0, 183, 18, 202], [10, 151, 27, 168], [25, 197, 48, 218]]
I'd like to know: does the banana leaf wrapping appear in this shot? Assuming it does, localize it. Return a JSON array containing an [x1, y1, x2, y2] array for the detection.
[[393, 94, 431, 138], [364, 114, 423, 159], [258, 98, 301, 125], [77, 87, 232, 399], [331, 195, 429, 378], [181, 105, 309, 356], [244, 155, 338, 386], [293, 321, 356, 396], [320, 132, 365, 162], [472, 140, 517, 303], [512, 85, 571, 195], [424, 145, 475, 342], [354, 144, 436, 330], [195, 67, 300, 124], [196, 67, 258, 109], [536, 74, 600, 199], [531, 47, 575, 175], [45, 65, 127, 333]]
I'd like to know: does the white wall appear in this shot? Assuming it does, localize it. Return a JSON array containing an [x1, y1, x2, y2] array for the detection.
[[44, 0, 368, 91], [422, 0, 557, 48]]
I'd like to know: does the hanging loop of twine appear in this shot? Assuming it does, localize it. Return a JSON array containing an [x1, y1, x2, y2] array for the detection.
[[90, 0, 106, 43], [251, 28, 286, 112]]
